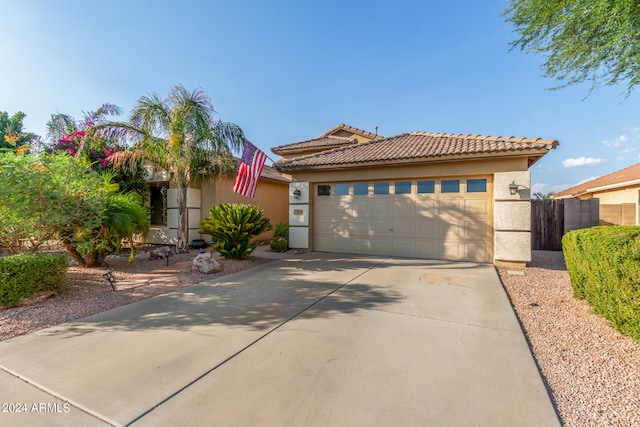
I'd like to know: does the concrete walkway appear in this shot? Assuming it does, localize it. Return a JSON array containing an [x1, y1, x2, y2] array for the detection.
[[0, 253, 560, 426]]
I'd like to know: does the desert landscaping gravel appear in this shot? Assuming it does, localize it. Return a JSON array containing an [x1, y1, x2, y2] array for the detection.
[[1, 249, 639, 426], [498, 251, 640, 427]]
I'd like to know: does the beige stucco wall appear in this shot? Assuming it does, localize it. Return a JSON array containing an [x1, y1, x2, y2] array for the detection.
[[494, 171, 531, 265], [592, 187, 639, 204], [291, 157, 529, 183]]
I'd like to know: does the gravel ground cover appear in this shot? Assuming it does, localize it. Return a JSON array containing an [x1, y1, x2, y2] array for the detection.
[[0, 248, 274, 341], [498, 250, 640, 427], [1, 249, 639, 425]]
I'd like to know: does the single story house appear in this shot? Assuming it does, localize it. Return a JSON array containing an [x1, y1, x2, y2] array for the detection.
[[553, 162, 640, 225], [273, 124, 558, 268], [144, 162, 291, 246]]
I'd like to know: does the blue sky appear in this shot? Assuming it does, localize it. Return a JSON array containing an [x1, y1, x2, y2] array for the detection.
[[3, 0, 640, 195]]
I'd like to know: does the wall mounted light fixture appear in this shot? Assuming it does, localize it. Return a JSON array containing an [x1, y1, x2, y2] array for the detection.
[[508, 182, 519, 195], [293, 188, 301, 199]]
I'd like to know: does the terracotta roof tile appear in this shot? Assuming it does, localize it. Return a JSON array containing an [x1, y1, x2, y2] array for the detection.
[[271, 123, 381, 155], [271, 135, 359, 155], [276, 132, 558, 171], [553, 162, 640, 198], [318, 123, 380, 139], [259, 163, 291, 182]]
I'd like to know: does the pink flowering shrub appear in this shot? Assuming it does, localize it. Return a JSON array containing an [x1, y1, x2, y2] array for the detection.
[[53, 121, 114, 169]]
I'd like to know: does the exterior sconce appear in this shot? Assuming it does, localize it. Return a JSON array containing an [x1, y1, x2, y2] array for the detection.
[[508, 182, 519, 195], [293, 188, 301, 199]]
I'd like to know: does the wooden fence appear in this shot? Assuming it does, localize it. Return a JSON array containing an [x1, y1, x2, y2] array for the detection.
[[531, 199, 600, 251], [531, 200, 565, 251]]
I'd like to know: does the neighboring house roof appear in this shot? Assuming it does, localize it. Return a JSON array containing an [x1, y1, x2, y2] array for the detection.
[[271, 135, 359, 155], [318, 123, 381, 140], [259, 163, 291, 182], [276, 132, 558, 171], [271, 123, 381, 156], [553, 162, 640, 199]]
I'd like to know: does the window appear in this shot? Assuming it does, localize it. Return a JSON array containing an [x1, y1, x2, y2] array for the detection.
[[335, 183, 349, 195], [149, 185, 167, 226], [317, 184, 331, 196], [417, 180, 435, 194], [374, 182, 390, 194], [394, 181, 411, 194], [441, 179, 460, 193], [467, 179, 487, 193], [353, 183, 369, 195]]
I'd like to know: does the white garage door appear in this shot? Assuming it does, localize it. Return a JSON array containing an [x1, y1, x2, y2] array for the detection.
[[314, 178, 493, 263]]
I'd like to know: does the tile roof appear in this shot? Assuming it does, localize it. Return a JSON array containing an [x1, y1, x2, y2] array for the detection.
[[259, 163, 291, 182], [318, 123, 381, 140], [271, 135, 359, 155], [276, 132, 558, 171], [553, 162, 640, 198], [271, 123, 381, 155]]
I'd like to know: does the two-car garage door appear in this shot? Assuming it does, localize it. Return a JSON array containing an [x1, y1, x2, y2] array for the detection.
[[314, 178, 493, 263]]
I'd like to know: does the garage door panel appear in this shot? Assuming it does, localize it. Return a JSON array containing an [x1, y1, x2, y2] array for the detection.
[[415, 219, 443, 238], [464, 199, 491, 216], [392, 220, 415, 236], [439, 200, 464, 219], [372, 220, 394, 237], [393, 197, 416, 216], [463, 221, 492, 239], [314, 178, 493, 263], [463, 241, 491, 263], [351, 220, 372, 236], [371, 199, 394, 216], [350, 199, 371, 217], [415, 240, 442, 259], [416, 199, 438, 218], [393, 239, 416, 256]]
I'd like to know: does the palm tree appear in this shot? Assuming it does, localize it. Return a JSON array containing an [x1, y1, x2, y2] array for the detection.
[[94, 85, 246, 252]]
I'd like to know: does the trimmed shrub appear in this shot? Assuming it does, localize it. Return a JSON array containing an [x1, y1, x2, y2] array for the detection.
[[0, 253, 69, 307], [199, 203, 272, 259], [270, 236, 288, 252], [562, 226, 640, 341], [273, 222, 289, 240]]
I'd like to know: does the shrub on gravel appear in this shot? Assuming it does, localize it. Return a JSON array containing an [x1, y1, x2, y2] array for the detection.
[[562, 226, 640, 341], [0, 252, 68, 307]]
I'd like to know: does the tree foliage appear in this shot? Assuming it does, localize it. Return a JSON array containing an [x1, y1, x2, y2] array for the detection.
[[0, 152, 149, 267], [94, 85, 246, 252], [200, 203, 272, 259], [503, 0, 640, 94], [0, 111, 40, 151], [46, 103, 149, 199]]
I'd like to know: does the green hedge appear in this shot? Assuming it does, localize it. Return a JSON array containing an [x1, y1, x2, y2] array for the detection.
[[562, 226, 640, 341], [0, 253, 69, 307]]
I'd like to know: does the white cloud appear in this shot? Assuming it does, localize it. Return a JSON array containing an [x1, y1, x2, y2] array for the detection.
[[577, 176, 600, 185], [620, 148, 636, 154], [531, 182, 549, 194], [602, 134, 629, 148], [562, 157, 607, 168]]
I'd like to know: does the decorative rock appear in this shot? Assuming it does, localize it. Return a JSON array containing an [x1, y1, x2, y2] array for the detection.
[[150, 247, 170, 260], [192, 252, 222, 274]]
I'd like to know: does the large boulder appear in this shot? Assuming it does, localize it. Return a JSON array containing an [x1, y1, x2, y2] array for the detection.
[[192, 252, 222, 274]]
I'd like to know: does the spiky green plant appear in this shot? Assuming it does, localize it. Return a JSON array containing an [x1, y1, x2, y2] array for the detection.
[[200, 203, 272, 259]]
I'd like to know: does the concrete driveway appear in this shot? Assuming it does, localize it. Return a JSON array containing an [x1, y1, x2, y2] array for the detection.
[[0, 253, 560, 426]]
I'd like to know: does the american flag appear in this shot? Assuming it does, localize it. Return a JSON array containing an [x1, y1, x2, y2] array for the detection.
[[233, 142, 267, 198]]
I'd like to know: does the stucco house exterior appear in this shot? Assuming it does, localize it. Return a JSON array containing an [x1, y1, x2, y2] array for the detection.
[[553, 162, 640, 226], [273, 124, 558, 268], [144, 162, 290, 247]]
